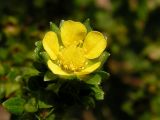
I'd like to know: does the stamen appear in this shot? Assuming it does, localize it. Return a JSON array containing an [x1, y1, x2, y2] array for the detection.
[[58, 45, 86, 72], [85, 62, 88, 65], [60, 46, 64, 50], [81, 67, 85, 70]]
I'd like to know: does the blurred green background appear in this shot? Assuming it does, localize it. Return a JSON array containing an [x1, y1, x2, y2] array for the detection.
[[0, 0, 160, 120]]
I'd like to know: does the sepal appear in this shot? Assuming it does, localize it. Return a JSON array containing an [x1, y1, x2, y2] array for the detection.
[[50, 22, 60, 34], [84, 18, 92, 32]]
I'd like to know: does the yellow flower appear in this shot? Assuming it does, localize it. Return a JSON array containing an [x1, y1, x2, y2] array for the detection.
[[43, 20, 107, 77]]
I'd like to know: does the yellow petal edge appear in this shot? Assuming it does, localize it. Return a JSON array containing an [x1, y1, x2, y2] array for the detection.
[[76, 62, 101, 75], [83, 31, 107, 59], [43, 31, 59, 60], [47, 60, 70, 76], [60, 20, 87, 47]]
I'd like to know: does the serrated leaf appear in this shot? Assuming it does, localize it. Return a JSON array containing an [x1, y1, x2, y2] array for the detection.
[[34, 41, 43, 55], [34, 41, 44, 61], [39, 52, 49, 62], [84, 19, 92, 32], [2, 97, 25, 115], [91, 86, 104, 100], [85, 74, 101, 85], [34, 48, 42, 61], [34, 42, 49, 62], [35, 41, 43, 48], [34, 47, 40, 54]]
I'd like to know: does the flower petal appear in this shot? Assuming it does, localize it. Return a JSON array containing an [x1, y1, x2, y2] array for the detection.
[[43, 31, 59, 60], [60, 20, 87, 47], [76, 62, 101, 75], [83, 31, 107, 59], [47, 60, 70, 76]]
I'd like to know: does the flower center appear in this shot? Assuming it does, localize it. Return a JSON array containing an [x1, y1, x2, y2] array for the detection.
[[58, 45, 86, 72]]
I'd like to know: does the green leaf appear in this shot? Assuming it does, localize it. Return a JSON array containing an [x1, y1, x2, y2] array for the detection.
[[44, 71, 58, 81], [50, 22, 60, 33], [85, 74, 101, 85], [39, 52, 49, 62], [24, 98, 38, 113], [2, 97, 25, 115], [84, 19, 92, 32], [34, 48, 40, 61], [91, 86, 104, 100], [34, 49, 42, 61], [34, 42, 49, 62], [35, 41, 43, 49], [98, 51, 110, 68], [7, 68, 20, 81], [5, 83, 20, 97], [38, 100, 53, 109], [23, 67, 39, 77], [34, 41, 45, 61], [96, 71, 110, 80]]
